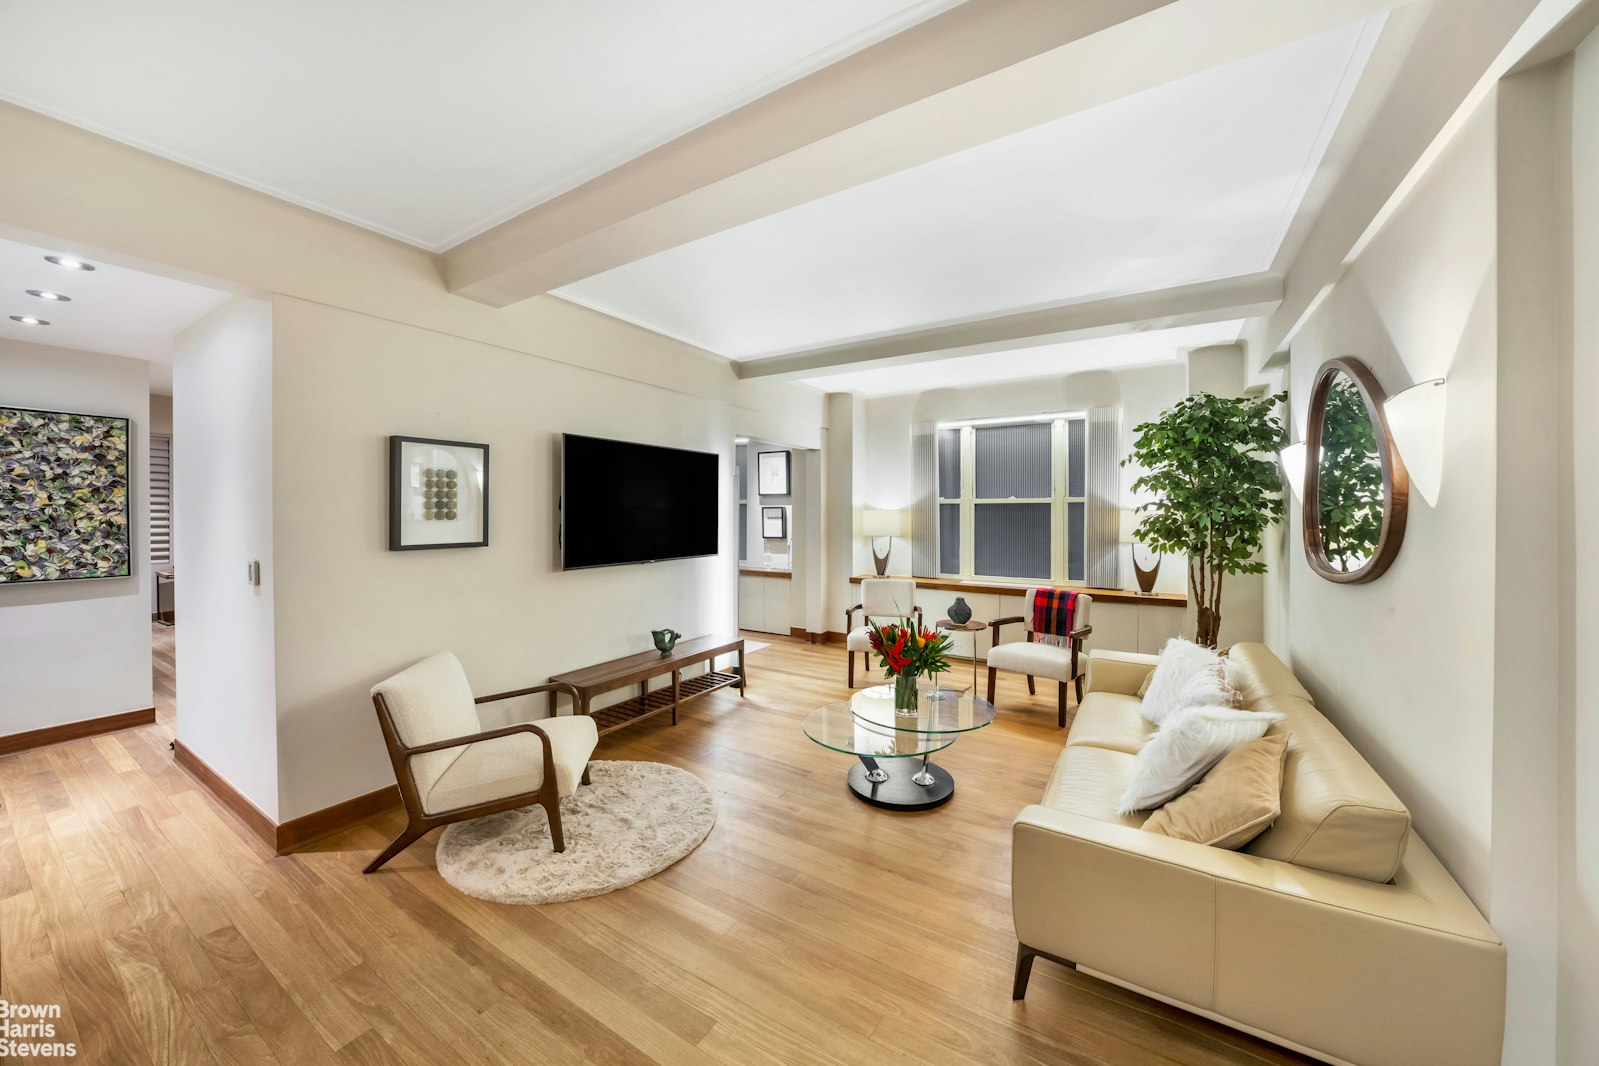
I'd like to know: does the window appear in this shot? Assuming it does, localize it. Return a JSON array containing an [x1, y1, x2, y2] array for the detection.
[[150, 434, 172, 566], [935, 416, 1088, 583]]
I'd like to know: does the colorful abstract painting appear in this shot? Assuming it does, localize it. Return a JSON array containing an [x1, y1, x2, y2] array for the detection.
[[1, 406, 132, 582]]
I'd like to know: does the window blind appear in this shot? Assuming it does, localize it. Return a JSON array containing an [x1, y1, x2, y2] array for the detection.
[[910, 422, 938, 578], [150, 434, 172, 566], [1086, 405, 1121, 588]]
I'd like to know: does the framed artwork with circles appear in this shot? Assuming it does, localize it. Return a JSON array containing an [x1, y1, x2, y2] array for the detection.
[[388, 435, 489, 550]]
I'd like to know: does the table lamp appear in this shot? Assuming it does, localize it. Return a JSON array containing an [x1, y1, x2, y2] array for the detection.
[[861, 509, 907, 576]]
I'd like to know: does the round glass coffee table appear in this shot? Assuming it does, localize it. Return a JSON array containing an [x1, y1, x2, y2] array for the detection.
[[802, 683, 997, 811]]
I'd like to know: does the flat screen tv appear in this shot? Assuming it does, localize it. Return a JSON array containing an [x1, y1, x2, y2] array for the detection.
[[561, 434, 719, 569]]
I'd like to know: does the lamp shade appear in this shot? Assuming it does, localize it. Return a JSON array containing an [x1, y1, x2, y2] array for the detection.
[[1280, 442, 1308, 502], [1384, 378, 1446, 507], [861, 508, 907, 537]]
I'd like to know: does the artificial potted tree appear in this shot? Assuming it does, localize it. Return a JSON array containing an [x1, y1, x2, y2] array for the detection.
[[1123, 391, 1287, 647]]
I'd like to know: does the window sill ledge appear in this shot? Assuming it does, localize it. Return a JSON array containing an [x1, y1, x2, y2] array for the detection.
[[848, 574, 1185, 608]]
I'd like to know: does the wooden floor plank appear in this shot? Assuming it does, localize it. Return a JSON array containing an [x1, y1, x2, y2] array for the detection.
[[14, 829, 158, 1066], [0, 623, 1314, 1066]]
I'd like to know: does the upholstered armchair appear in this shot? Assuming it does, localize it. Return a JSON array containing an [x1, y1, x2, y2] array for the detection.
[[985, 590, 1094, 727], [844, 578, 923, 687], [366, 651, 599, 873]]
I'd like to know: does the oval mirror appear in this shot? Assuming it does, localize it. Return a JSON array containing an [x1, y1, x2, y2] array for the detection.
[[1302, 357, 1409, 583]]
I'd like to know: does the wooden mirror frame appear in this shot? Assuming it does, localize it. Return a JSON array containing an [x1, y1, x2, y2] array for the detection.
[[1302, 357, 1410, 584]]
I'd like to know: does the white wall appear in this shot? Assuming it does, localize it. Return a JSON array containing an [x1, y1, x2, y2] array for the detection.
[[0, 92, 828, 824], [149, 393, 173, 436], [173, 297, 278, 820], [267, 296, 822, 820], [1279, 100, 1499, 902], [823, 392, 859, 632], [1489, 63, 1565, 1066], [1271, 79, 1590, 1064], [1560, 27, 1599, 1066], [0, 340, 152, 733]]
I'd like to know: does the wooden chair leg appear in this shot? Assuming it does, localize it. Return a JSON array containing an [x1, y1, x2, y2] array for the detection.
[[848, 650, 855, 688], [1057, 682, 1067, 728], [1013, 943, 1039, 1000], [1075, 674, 1085, 705], [1026, 674, 1036, 696], [364, 824, 427, 874], [546, 799, 566, 853], [986, 666, 997, 704], [581, 763, 592, 786]]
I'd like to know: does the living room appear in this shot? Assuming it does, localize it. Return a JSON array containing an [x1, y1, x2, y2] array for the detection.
[[0, 2, 1593, 1065]]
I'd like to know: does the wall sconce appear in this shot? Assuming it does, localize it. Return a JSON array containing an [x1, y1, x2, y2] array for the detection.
[[1280, 442, 1308, 502], [861, 508, 907, 576], [1383, 378, 1446, 507]]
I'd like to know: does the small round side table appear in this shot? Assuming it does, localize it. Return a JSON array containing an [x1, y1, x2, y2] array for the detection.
[[937, 618, 988, 693]]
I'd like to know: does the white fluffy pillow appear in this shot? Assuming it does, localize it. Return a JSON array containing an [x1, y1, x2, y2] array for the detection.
[[1138, 638, 1221, 725], [1118, 706, 1283, 815], [1175, 660, 1243, 710]]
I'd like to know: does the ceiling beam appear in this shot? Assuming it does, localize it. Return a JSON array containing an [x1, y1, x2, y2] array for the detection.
[[733, 272, 1282, 382], [443, 0, 1399, 307]]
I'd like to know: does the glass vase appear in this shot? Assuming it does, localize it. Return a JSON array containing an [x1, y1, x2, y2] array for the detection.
[[893, 672, 920, 716]]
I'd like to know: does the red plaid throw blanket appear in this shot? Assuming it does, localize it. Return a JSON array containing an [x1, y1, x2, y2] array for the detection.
[[1032, 589, 1078, 647]]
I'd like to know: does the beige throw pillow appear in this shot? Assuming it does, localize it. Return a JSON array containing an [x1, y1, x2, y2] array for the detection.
[[1144, 733, 1290, 849], [1116, 707, 1282, 815], [1137, 671, 1153, 698]]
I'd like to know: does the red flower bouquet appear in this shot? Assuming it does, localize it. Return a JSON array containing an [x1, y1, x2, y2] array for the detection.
[[867, 618, 953, 713]]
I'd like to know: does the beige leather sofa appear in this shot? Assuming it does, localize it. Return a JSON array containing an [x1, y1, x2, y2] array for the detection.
[[1012, 643, 1505, 1066]]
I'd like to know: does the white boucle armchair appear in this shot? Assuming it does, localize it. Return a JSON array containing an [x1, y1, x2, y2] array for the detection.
[[366, 651, 598, 873]]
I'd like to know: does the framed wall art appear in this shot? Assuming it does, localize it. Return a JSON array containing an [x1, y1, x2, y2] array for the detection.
[[388, 436, 489, 550], [1, 406, 132, 583], [756, 449, 790, 496], [761, 505, 787, 539]]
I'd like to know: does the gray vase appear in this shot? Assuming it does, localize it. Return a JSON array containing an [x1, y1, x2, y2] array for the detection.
[[948, 596, 972, 625]]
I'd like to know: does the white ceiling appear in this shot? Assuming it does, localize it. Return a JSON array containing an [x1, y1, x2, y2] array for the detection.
[[556, 16, 1381, 366], [0, 236, 230, 388], [798, 320, 1245, 396], [0, 0, 964, 252]]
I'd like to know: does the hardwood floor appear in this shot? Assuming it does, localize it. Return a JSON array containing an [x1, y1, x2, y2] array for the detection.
[[0, 624, 1314, 1066]]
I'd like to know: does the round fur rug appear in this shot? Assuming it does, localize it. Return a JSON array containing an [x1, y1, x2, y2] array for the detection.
[[434, 760, 716, 905]]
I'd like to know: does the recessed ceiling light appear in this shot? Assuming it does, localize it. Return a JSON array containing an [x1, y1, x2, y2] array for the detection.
[[10, 315, 50, 326], [43, 255, 96, 271], [25, 290, 71, 302]]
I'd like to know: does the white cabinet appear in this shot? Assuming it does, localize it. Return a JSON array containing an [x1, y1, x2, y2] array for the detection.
[[738, 572, 792, 635]]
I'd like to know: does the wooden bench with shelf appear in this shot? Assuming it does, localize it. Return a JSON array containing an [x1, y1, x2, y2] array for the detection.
[[548, 634, 746, 736]]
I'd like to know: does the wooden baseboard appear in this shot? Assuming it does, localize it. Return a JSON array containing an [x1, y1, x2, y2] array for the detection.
[[172, 740, 277, 852], [173, 741, 401, 856], [0, 707, 156, 757], [784, 628, 848, 645], [276, 786, 400, 855]]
